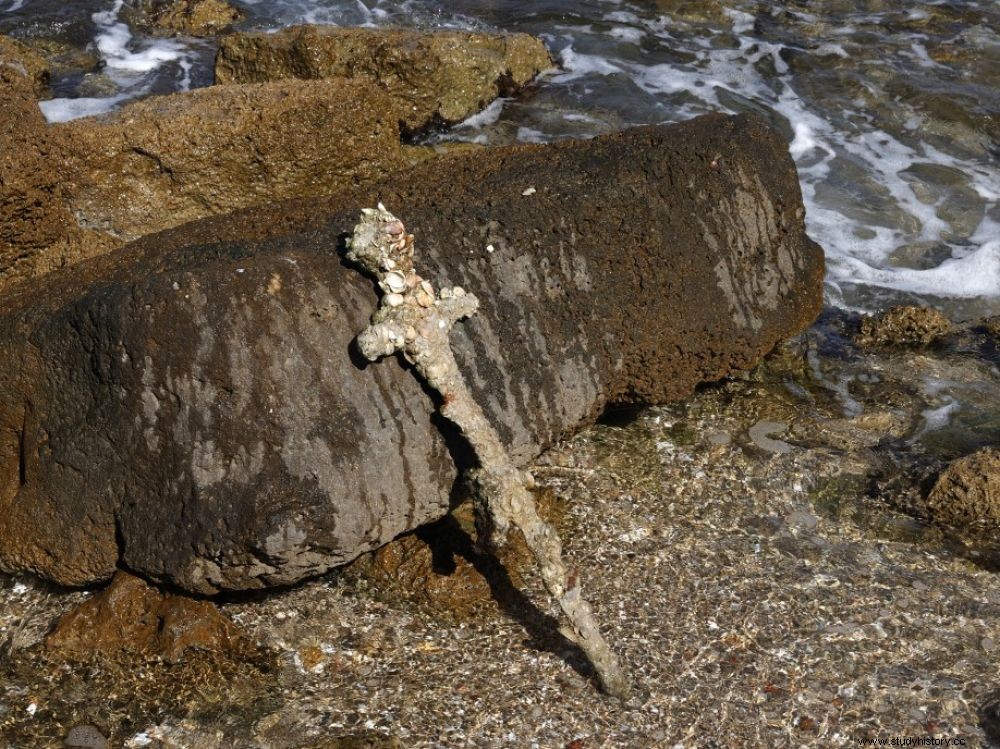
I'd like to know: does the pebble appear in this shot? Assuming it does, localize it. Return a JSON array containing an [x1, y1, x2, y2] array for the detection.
[[748, 420, 794, 453], [64, 725, 108, 749], [788, 509, 819, 529]]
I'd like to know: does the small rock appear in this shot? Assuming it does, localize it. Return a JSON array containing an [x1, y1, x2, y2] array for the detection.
[[150, 0, 243, 36], [45, 571, 242, 661], [788, 509, 818, 529], [346, 492, 561, 618], [856, 305, 952, 348], [926, 448, 1000, 530], [654, 0, 730, 24], [748, 420, 794, 454], [65, 725, 108, 749]]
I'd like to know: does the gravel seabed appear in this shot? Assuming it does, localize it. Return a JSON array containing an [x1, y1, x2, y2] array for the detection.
[[2, 319, 999, 748]]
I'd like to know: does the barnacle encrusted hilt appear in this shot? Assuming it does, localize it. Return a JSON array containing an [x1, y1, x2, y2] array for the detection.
[[345, 204, 630, 699], [346, 204, 479, 370]]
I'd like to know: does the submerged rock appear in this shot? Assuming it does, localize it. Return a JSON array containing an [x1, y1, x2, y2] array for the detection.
[[127, 0, 243, 36], [214, 25, 554, 131], [345, 490, 561, 619], [856, 305, 952, 348], [653, 0, 730, 24], [927, 448, 1000, 530], [45, 571, 241, 661], [0, 114, 824, 593]]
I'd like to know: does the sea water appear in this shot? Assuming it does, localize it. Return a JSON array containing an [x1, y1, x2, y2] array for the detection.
[[2, 0, 998, 317]]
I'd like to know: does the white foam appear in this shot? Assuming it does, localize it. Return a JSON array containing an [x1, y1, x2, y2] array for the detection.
[[4, 0, 26, 11], [39, 94, 130, 122], [558, 46, 625, 78], [537, 6, 1000, 310], [789, 120, 821, 159], [38, 0, 198, 123], [608, 26, 644, 44], [836, 239, 1000, 298], [516, 126, 546, 143], [910, 389, 960, 443], [455, 98, 505, 129], [603, 10, 641, 25], [813, 43, 849, 58], [724, 9, 755, 35], [93, 1, 185, 76]]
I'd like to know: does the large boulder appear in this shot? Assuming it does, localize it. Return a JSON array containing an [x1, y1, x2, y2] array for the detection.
[[214, 25, 554, 131], [0, 114, 824, 594], [58, 79, 408, 244]]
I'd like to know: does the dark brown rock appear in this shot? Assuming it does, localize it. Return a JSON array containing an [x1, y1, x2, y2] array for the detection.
[[927, 448, 1000, 529], [45, 571, 241, 660], [0, 114, 824, 593], [214, 25, 554, 131], [346, 490, 561, 618], [855, 304, 952, 347]]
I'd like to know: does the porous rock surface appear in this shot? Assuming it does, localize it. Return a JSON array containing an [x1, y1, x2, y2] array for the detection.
[[58, 79, 406, 244], [927, 447, 1000, 529], [0, 28, 551, 293], [214, 25, 554, 131], [0, 34, 50, 96], [855, 304, 952, 347], [45, 571, 241, 661], [0, 37, 113, 290], [135, 0, 244, 37], [0, 114, 824, 594]]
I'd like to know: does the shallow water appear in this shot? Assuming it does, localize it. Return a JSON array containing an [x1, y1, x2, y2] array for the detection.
[[1, 0, 998, 315]]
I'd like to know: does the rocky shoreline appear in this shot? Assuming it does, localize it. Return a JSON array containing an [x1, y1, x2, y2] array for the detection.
[[0, 8, 998, 749], [0, 20, 552, 293]]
